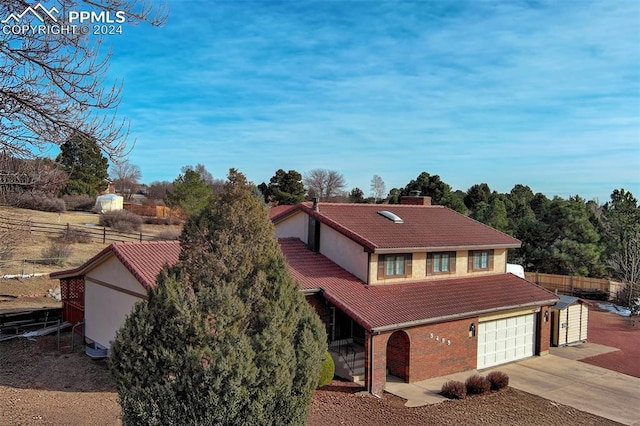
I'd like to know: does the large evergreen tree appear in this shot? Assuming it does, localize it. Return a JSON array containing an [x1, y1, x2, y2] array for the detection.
[[56, 134, 109, 196], [165, 167, 213, 216], [259, 169, 306, 205], [110, 169, 326, 425]]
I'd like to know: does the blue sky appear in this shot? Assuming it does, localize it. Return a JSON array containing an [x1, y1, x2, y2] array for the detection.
[[103, 0, 638, 202]]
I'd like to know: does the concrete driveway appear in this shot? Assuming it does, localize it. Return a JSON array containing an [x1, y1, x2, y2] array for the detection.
[[384, 344, 640, 425]]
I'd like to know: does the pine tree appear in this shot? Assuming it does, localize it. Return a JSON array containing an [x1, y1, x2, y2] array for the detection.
[[110, 169, 326, 425], [56, 134, 109, 196]]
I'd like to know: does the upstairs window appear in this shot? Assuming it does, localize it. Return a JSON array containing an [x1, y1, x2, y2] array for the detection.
[[378, 254, 412, 279], [469, 250, 494, 272], [427, 252, 456, 275]]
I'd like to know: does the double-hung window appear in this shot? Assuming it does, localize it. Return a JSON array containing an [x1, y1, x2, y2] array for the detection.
[[427, 252, 456, 275], [378, 254, 412, 279], [469, 250, 494, 272]]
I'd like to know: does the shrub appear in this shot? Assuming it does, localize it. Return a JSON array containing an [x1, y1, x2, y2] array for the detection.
[[440, 380, 466, 399], [0, 229, 20, 260], [152, 230, 181, 241], [99, 210, 142, 232], [15, 193, 65, 212], [60, 227, 93, 244], [317, 351, 335, 388], [41, 242, 73, 265], [487, 371, 509, 391], [465, 374, 491, 395], [62, 194, 95, 211]]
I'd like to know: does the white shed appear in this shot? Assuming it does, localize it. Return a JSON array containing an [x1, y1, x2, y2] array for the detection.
[[551, 295, 588, 346], [94, 194, 123, 213]]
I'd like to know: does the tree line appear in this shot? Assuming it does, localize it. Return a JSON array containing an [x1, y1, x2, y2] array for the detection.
[[2, 144, 638, 290]]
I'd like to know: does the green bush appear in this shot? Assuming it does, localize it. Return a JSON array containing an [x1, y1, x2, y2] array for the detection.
[[99, 210, 142, 232], [465, 374, 490, 395], [441, 380, 466, 399], [487, 371, 509, 391], [317, 351, 335, 388]]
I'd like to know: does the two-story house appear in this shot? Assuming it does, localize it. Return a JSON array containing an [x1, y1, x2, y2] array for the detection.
[[271, 196, 557, 395], [52, 195, 557, 397]]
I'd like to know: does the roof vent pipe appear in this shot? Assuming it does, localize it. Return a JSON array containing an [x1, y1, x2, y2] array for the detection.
[[312, 197, 319, 211]]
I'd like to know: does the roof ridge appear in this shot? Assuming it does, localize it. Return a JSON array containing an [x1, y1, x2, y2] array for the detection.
[[112, 240, 180, 246], [300, 204, 378, 251], [444, 207, 520, 243]]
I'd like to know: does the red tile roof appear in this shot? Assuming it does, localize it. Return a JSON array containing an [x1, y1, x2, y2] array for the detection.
[[268, 204, 302, 220], [52, 238, 556, 332], [272, 203, 520, 252], [279, 238, 557, 332], [50, 241, 180, 290]]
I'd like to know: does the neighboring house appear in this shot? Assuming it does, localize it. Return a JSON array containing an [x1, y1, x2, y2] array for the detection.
[[52, 195, 557, 396], [271, 196, 558, 394]]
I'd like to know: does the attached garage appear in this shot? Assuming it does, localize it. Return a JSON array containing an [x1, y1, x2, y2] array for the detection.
[[551, 295, 588, 346], [477, 312, 536, 369]]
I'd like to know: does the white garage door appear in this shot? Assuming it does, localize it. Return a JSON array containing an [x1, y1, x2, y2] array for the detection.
[[477, 314, 536, 369]]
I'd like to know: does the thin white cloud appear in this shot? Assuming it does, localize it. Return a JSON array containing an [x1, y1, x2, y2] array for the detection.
[[105, 0, 639, 201]]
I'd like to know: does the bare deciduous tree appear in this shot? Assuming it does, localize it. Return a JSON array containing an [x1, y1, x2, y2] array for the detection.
[[0, 152, 67, 203], [303, 169, 347, 201], [147, 180, 172, 203], [610, 232, 640, 312], [370, 174, 386, 202], [0, 1, 167, 159], [111, 160, 142, 199]]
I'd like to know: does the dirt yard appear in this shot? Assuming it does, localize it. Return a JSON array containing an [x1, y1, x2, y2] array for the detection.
[[579, 303, 640, 378], [0, 335, 622, 426], [0, 277, 637, 425]]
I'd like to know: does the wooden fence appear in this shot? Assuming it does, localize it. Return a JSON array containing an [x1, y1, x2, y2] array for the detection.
[[123, 203, 186, 220], [525, 272, 624, 301], [0, 213, 157, 244]]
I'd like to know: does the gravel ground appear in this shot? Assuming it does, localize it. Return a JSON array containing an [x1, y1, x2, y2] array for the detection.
[[0, 335, 622, 426], [579, 304, 640, 378]]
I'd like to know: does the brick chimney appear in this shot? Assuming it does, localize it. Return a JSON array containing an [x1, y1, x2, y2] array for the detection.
[[400, 195, 432, 206]]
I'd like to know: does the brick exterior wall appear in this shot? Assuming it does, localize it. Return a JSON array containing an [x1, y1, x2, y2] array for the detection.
[[305, 294, 332, 338], [405, 318, 478, 382], [386, 331, 410, 380], [366, 332, 391, 395], [365, 317, 478, 395], [312, 294, 552, 396], [537, 306, 552, 355], [399, 196, 432, 206]]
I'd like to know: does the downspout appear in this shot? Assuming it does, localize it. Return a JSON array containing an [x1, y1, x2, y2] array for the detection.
[[368, 332, 374, 394]]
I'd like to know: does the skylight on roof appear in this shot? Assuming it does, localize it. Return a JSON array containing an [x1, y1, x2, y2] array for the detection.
[[377, 210, 404, 223]]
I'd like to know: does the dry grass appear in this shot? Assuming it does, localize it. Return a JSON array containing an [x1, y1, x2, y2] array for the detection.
[[0, 206, 182, 276]]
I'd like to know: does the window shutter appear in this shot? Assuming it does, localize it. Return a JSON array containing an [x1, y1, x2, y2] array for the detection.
[[377, 255, 385, 279], [405, 254, 412, 277], [488, 249, 494, 270], [468, 251, 474, 272], [450, 252, 456, 273], [426, 253, 433, 275]]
